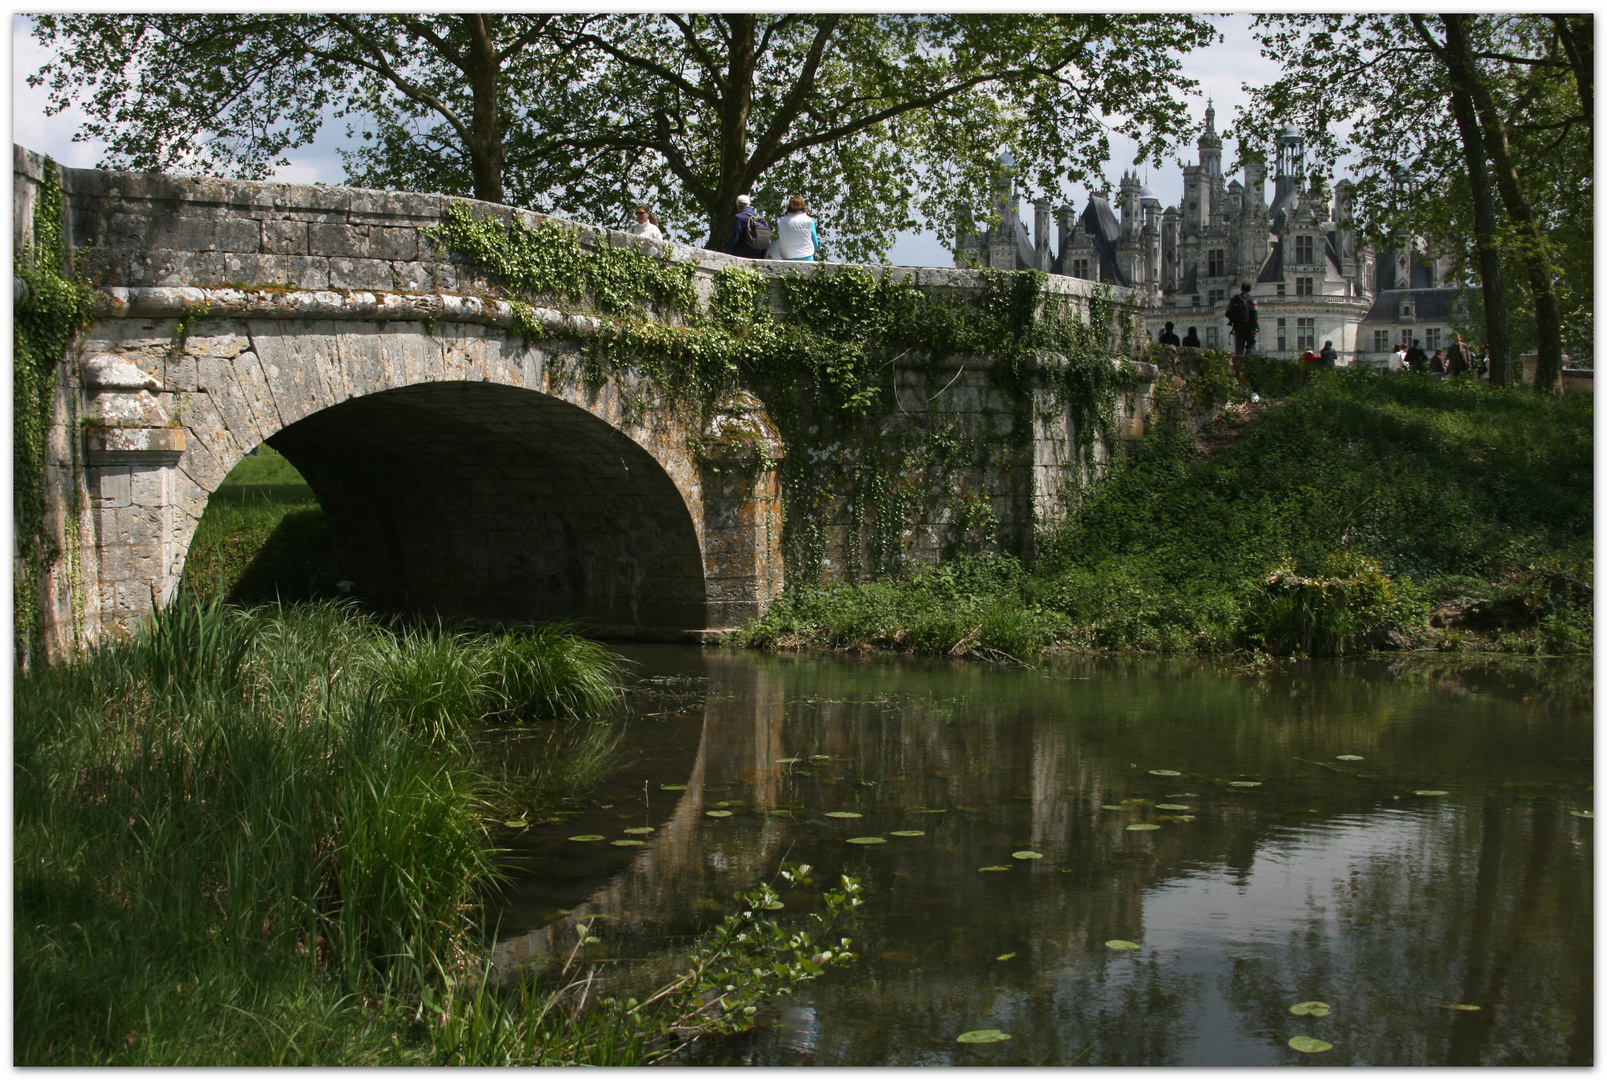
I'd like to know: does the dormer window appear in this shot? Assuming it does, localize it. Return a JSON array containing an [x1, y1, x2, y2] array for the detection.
[[1294, 235, 1314, 263], [1071, 258, 1089, 279], [1399, 301, 1415, 319]]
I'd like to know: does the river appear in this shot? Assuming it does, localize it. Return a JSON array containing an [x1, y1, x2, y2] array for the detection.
[[482, 646, 1593, 1066]]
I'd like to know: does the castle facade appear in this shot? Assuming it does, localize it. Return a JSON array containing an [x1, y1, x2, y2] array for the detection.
[[956, 106, 1466, 366]]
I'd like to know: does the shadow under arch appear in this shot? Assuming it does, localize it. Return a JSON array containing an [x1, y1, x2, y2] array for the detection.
[[264, 380, 708, 632]]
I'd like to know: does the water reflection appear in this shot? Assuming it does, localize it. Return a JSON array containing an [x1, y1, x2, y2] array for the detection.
[[488, 649, 1592, 1066]]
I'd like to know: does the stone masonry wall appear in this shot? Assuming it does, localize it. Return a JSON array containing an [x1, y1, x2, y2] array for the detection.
[[19, 145, 1171, 653]]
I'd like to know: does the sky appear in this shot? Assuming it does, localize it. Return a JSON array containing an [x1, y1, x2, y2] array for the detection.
[[11, 13, 1283, 268]]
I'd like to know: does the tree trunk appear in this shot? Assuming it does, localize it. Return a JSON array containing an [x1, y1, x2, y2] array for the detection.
[[705, 14, 758, 249], [1436, 28, 1514, 385], [1441, 14, 1565, 392], [463, 14, 506, 204]]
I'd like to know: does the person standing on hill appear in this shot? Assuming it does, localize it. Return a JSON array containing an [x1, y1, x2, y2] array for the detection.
[[1445, 332, 1474, 377], [1406, 338, 1429, 374], [724, 194, 769, 259], [1319, 340, 1339, 367], [1158, 321, 1180, 346], [1225, 283, 1258, 355], [1181, 326, 1201, 348], [775, 194, 819, 261]]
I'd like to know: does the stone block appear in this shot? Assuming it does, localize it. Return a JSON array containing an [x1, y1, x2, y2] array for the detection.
[[328, 257, 398, 291], [147, 211, 263, 253], [92, 465, 132, 508], [262, 219, 309, 254]]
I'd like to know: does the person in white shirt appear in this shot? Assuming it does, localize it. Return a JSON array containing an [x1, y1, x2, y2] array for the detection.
[[1391, 342, 1408, 372], [628, 205, 663, 241], [774, 194, 819, 261]]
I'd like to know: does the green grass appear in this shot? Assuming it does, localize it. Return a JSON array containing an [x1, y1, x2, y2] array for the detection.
[[183, 447, 337, 604], [736, 369, 1593, 658], [15, 598, 859, 1064]]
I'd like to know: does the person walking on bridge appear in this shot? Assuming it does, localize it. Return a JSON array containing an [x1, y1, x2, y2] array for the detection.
[[775, 194, 820, 261], [724, 194, 769, 259]]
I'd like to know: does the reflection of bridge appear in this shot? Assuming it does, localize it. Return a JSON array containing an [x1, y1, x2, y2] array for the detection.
[[18, 145, 1160, 656]]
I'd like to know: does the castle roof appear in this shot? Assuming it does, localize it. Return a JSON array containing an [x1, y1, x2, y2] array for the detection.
[[1361, 287, 1461, 324], [1077, 195, 1129, 287]]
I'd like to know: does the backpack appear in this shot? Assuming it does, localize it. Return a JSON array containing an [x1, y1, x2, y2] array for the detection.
[[1225, 292, 1248, 325], [742, 213, 771, 251]]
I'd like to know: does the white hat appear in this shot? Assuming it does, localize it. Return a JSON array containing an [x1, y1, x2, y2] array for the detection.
[[735, 194, 751, 208]]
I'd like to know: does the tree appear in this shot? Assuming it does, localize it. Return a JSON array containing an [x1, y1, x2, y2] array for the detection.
[[27, 13, 1219, 262], [1236, 14, 1591, 391]]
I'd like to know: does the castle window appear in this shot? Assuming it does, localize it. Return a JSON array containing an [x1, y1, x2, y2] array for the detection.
[[1400, 301, 1415, 319], [1373, 330, 1390, 353], [1208, 288, 1224, 306], [1206, 327, 1220, 348], [1295, 235, 1314, 263], [1425, 327, 1441, 350], [1296, 277, 1314, 297], [1297, 318, 1316, 350], [1277, 283, 1286, 297], [1071, 258, 1089, 279], [1207, 249, 1225, 276], [1277, 318, 1288, 352]]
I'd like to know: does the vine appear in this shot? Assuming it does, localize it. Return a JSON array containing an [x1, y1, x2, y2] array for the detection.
[[424, 202, 1137, 592], [15, 158, 98, 665]]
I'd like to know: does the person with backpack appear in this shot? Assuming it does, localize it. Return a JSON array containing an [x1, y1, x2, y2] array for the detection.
[[724, 194, 770, 259], [775, 194, 819, 261], [1224, 282, 1258, 355], [1319, 340, 1339, 367]]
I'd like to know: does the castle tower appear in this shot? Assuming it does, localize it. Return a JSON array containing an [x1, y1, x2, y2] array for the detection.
[[1271, 126, 1303, 219], [1119, 171, 1142, 237], [1034, 198, 1052, 272], [1161, 206, 1180, 290], [1199, 100, 1222, 179], [1243, 158, 1265, 209]]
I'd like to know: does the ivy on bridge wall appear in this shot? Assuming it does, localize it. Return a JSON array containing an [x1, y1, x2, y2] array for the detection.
[[425, 202, 1142, 593], [14, 159, 97, 665]]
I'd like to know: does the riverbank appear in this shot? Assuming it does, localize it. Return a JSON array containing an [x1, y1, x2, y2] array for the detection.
[[734, 369, 1592, 659], [14, 599, 855, 1064]]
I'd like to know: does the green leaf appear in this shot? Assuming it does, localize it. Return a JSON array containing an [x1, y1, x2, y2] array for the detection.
[[622, 826, 655, 834], [1011, 850, 1043, 860], [1149, 769, 1181, 776], [705, 810, 733, 818], [890, 830, 926, 837], [611, 839, 646, 846], [995, 952, 1017, 961], [568, 834, 605, 842], [1155, 803, 1191, 810], [504, 819, 529, 828], [1288, 1036, 1333, 1053], [1228, 781, 1262, 788], [978, 865, 1012, 872], [1126, 823, 1161, 831], [846, 836, 886, 844], [1336, 754, 1364, 761], [1289, 1001, 1332, 1017], [659, 784, 687, 791], [825, 811, 863, 818], [1412, 790, 1448, 796], [956, 1029, 1012, 1044], [1571, 810, 1593, 819], [1443, 1003, 1481, 1011], [1105, 940, 1141, 950]]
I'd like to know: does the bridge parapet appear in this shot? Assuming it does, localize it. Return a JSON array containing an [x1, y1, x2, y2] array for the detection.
[[19, 145, 1173, 658]]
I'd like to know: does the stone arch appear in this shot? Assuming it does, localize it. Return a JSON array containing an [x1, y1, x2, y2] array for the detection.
[[261, 379, 708, 630]]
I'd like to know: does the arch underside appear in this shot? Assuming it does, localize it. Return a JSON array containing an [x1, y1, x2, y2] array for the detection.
[[266, 381, 708, 631]]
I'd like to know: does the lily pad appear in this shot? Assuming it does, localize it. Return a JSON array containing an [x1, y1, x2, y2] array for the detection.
[[846, 836, 886, 845], [995, 952, 1016, 961], [916, 807, 948, 814], [890, 830, 926, 837], [611, 839, 645, 847], [1161, 814, 1197, 822], [1288, 1036, 1333, 1054], [659, 784, 687, 791], [956, 1029, 1012, 1044], [1413, 790, 1449, 796], [1289, 1001, 1332, 1017], [1012, 850, 1043, 860], [705, 810, 732, 818], [1105, 940, 1142, 951], [825, 811, 863, 819], [568, 834, 605, 842], [1155, 803, 1191, 811], [1229, 781, 1262, 788], [811, 754, 832, 760], [1571, 810, 1593, 819], [763, 900, 785, 910], [622, 826, 654, 835], [1101, 805, 1125, 811], [978, 865, 1012, 872], [504, 819, 529, 828], [1126, 823, 1161, 831], [1149, 769, 1181, 776], [1444, 1003, 1481, 1011], [1336, 754, 1364, 761], [713, 800, 743, 808], [769, 809, 793, 817]]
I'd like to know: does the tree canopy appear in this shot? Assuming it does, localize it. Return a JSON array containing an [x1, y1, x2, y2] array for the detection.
[[28, 13, 1218, 261], [1234, 13, 1591, 387]]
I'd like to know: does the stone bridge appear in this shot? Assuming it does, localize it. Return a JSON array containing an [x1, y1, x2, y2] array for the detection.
[[16, 145, 1170, 658]]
